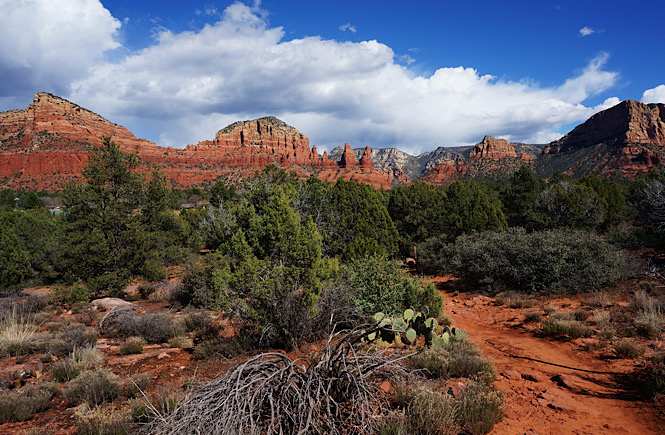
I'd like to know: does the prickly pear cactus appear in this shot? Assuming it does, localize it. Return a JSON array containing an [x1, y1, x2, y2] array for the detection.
[[367, 308, 449, 347]]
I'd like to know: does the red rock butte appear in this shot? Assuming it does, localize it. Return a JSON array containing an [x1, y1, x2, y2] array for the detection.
[[469, 136, 518, 160], [0, 93, 401, 191]]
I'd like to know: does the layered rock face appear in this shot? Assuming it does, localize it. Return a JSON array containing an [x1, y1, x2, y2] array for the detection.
[[544, 100, 665, 154], [0, 93, 162, 190], [185, 116, 313, 167], [469, 136, 518, 159], [0, 93, 400, 191], [539, 100, 665, 180]]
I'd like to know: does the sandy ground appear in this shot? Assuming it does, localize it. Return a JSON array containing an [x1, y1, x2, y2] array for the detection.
[[430, 276, 664, 434]]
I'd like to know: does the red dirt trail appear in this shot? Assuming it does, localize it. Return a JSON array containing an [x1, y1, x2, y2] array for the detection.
[[431, 276, 664, 434]]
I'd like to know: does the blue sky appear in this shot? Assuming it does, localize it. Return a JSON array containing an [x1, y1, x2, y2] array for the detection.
[[1, 0, 664, 154]]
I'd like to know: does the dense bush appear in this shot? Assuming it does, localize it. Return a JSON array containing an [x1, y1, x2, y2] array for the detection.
[[340, 256, 443, 319], [420, 228, 629, 294], [100, 310, 179, 344]]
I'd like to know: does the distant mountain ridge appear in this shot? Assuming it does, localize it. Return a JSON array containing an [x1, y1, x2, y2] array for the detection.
[[328, 140, 544, 180], [0, 93, 663, 191]]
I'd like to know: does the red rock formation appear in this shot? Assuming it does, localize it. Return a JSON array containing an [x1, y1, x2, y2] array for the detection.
[[544, 100, 665, 154], [338, 143, 357, 168], [0, 93, 402, 191], [469, 136, 518, 159], [319, 150, 337, 168], [359, 145, 374, 169], [418, 162, 468, 186]]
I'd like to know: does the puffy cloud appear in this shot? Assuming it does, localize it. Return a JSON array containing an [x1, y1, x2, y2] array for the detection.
[[0, 0, 120, 97], [3, 1, 622, 154], [579, 26, 595, 36], [642, 85, 665, 104]]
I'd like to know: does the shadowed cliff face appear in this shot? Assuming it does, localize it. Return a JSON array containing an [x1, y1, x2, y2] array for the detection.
[[0, 93, 399, 191], [544, 100, 665, 154]]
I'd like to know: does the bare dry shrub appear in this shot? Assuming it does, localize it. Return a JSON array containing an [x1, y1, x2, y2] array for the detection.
[[147, 329, 410, 434]]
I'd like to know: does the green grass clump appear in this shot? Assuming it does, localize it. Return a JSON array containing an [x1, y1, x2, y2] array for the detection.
[[456, 381, 504, 434], [393, 383, 460, 435], [118, 336, 147, 356], [613, 339, 643, 359], [542, 319, 593, 339]]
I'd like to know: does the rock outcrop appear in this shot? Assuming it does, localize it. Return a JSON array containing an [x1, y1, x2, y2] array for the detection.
[[469, 136, 518, 159], [358, 146, 374, 169], [0, 93, 402, 191], [338, 143, 357, 168], [544, 100, 665, 155], [537, 100, 665, 180], [185, 116, 313, 167]]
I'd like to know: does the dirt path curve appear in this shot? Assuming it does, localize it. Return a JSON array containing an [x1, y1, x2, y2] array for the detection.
[[430, 277, 663, 434]]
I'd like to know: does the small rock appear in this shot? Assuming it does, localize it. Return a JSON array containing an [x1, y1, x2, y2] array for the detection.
[[520, 370, 545, 383], [502, 370, 522, 380], [157, 352, 170, 360], [379, 381, 391, 393], [91, 297, 133, 310]]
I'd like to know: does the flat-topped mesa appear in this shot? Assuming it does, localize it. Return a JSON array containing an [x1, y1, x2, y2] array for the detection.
[[544, 100, 665, 154], [339, 143, 357, 168], [359, 145, 374, 169], [469, 135, 518, 159]]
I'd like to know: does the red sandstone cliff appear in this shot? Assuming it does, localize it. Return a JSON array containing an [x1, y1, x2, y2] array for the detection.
[[0, 93, 400, 191], [469, 136, 518, 159], [539, 100, 665, 180]]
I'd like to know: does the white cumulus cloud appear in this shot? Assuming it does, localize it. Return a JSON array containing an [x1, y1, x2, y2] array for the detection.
[[0, 0, 121, 98], [579, 26, 595, 36], [1, 1, 623, 154], [642, 85, 665, 104]]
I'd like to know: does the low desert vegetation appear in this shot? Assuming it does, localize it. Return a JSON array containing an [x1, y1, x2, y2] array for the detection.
[[3, 142, 665, 433]]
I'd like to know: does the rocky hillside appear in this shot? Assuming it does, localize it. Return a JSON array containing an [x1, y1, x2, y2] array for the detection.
[[1, 94, 663, 191], [0, 93, 401, 190], [329, 136, 543, 184], [535, 100, 665, 180]]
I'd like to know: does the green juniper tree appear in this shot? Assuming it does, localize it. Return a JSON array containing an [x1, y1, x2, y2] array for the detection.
[[60, 136, 153, 295]]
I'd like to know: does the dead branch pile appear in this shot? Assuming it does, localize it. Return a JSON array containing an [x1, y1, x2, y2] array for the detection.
[[146, 328, 411, 434]]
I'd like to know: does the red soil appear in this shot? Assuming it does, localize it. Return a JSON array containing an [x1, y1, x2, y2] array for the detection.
[[430, 276, 665, 434]]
